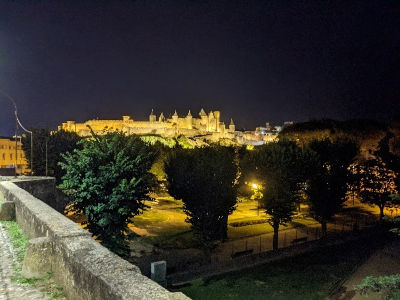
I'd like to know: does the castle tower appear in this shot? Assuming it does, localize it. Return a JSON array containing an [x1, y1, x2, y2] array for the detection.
[[186, 110, 193, 129], [208, 111, 215, 132], [219, 122, 225, 134], [199, 108, 208, 128], [158, 112, 165, 122], [229, 118, 235, 133], [214, 111, 221, 132], [172, 110, 179, 124], [149, 109, 156, 122]]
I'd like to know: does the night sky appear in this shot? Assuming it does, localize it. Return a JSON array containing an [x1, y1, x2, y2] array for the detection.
[[0, 0, 399, 136]]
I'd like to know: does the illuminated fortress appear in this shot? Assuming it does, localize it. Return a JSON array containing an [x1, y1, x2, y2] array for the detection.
[[58, 109, 236, 140]]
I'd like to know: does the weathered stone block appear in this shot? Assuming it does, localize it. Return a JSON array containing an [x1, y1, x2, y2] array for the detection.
[[0, 201, 15, 221], [151, 261, 167, 286], [22, 237, 53, 278]]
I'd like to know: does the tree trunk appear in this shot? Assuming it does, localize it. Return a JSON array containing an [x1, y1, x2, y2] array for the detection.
[[221, 215, 228, 241], [379, 205, 385, 222], [321, 220, 327, 238], [273, 222, 279, 251]]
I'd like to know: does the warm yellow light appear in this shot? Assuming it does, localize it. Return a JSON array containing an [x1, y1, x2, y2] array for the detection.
[[252, 183, 258, 189], [246, 145, 255, 151]]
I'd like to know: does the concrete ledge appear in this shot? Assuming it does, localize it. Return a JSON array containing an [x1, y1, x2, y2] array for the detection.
[[0, 179, 189, 300], [0, 181, 89, 239], [0, 201, 15, 221], [22, 237, 53, 278]]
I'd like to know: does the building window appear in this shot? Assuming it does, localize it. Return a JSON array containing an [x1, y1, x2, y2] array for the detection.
[[10, 153, 12, 160], [2, 153, 4, 160]]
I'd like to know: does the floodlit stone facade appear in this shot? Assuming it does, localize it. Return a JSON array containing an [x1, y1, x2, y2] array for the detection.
[[0, 137, 30, 174], [58, 109, 236, 141]]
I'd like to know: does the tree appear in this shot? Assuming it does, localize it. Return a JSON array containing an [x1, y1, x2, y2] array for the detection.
[[164, 145, 239, 245], [305, 138, 359, 236], [59, 132, 156, 257], [375, 132, 400, 189], [358, 158, 397, 221], [22, 129, 81, 182], [242, 140, 307, 250]]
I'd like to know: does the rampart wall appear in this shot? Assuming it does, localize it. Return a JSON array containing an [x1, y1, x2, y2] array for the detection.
[[0, 177, 188, 300]]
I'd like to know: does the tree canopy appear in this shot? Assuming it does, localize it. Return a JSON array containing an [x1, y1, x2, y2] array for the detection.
[[305, 138, 359, 235], [22, 129, 81, 182], [59, 132, 156, 257], [241, 140, 308, 250], [164, 145, 239, 245]]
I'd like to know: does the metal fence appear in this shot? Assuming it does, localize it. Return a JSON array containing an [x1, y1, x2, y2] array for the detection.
[[211, 214, 379, 263]]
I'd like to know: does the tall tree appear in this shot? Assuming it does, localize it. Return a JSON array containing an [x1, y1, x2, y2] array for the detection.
[[375, 132, 400, 188], [22, 129, 81, 182], [359, 158, 397, 221], [242, 140, 307, 250], [164, 145, 239, 245], [59, 132, 156, 257], [305, 138, 359, 236]]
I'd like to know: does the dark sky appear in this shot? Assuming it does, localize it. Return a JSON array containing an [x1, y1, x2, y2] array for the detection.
[[0, 0, 399, 136]]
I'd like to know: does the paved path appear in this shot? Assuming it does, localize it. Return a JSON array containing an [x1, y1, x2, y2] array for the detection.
[[0, 217, 48, 299], [332, 239, 400, 300]]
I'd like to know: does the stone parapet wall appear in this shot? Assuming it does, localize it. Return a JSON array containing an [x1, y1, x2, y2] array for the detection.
[[0, 178, 188, 300]]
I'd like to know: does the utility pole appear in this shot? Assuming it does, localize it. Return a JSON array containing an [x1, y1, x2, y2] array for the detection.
[[14, 118, 17, 177]]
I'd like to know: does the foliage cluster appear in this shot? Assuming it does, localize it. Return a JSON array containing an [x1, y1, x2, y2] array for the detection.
[[241, 140, 309, 249], [279, 118, 386, 148], [59, 132, 156, 256], [165, 145, 239, 244], [305, 138, 359, 235], [22, 129, 81, 182]]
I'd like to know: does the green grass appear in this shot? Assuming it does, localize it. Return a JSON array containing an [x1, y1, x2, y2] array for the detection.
[[0, 220, 29, 263], [130, 197, 322, 247], [173, 236, 386, 300], [133, 211, 169, 226]]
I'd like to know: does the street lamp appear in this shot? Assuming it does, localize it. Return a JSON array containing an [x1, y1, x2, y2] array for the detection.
[[250, 182, 263, 216], [0, 90, 33, 174]]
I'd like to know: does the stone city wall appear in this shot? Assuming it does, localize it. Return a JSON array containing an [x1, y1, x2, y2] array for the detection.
[[0, 178, 188, 300]]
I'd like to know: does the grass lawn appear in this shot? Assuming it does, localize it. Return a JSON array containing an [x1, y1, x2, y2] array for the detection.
[[129, 197, 320, 248], [173, 236, 385, 300]]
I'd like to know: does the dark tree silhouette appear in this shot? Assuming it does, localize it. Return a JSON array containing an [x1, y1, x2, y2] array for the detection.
[[242, 140, 307, 250], [305, 138, 359, 236], [164, 145, 239, 246]]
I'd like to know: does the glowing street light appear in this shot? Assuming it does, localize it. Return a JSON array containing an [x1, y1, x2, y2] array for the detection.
[[250, 182, 263, 216]]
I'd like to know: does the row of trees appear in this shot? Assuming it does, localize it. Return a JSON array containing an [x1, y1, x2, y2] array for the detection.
[[22, 121, 400, 256], [166, 137, 362, 251]]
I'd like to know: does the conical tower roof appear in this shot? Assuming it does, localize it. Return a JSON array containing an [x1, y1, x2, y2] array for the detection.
[[173, 110, 178, 116], [150, 108, 155, 116], [187, 110, 192, 117], [230, 118, 235, 125], [199, 108, 206, 116]]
